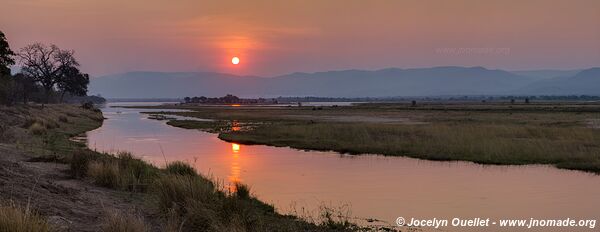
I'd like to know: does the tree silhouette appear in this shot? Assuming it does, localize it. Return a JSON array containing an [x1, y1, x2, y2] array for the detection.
[[0, 31, 16, 104], [12, 73, 37, 104], [18, 43, 80, 102], [0, 31, 15, 75], [57, 66, 89, 102]]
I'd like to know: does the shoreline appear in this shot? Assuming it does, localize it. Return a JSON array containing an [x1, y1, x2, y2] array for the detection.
[[0, 104, 360, 231]]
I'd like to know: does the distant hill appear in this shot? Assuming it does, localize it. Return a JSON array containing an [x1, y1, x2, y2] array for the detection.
[[517, 68, 600, 95], [89, 71, 265, 98], [89, 66, 599, 98], [510, 69, 582, 80]]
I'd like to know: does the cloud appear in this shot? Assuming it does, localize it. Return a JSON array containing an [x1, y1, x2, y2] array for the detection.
[[168, 15, 319, 51]]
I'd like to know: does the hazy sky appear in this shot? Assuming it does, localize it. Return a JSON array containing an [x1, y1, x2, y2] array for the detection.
[[1, 0, 599, 77]]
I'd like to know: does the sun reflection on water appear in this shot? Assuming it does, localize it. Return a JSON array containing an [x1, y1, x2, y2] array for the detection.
[[229, 143, 242, 192], [232, 143, 240, 153]]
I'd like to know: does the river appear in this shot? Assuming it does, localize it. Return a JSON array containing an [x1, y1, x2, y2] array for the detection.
[[86, 102, 600, 231]]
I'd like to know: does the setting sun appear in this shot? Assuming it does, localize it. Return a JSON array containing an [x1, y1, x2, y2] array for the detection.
[[231, 56, 240, 65]]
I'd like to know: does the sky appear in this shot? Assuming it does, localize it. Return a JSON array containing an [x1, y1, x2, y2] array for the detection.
[[1, 0, 599, 77]]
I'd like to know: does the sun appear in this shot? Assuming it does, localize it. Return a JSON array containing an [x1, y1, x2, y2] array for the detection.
[[231, 56, 240, 65]]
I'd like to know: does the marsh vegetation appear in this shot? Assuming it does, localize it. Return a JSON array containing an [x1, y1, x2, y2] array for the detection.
[[144, 101, 600, 173]]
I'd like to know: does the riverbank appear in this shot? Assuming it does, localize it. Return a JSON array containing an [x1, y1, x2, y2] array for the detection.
[[0, 104, 356, 231], [140, 102, 600, 173]]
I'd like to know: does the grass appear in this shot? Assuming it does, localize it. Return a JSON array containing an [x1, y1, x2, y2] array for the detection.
[[147, 102, 600, 173], [165, 161, 198, 176], [68, 146, 350, 231], [0, 104, 105, 159], [77, 155, 347, 231], [85, 152, 159, 191], [0, 204, 50, 232], [28, 122, 47, 135], [0, 104, 108, 230], [219, 122, 600, 171], [101, 210, 149, 232], [166, 120, 233, 133], [1, 104, 346, 231]]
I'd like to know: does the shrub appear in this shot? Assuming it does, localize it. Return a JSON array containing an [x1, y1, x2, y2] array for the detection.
[[70, 150, 93, 178], [28, 122, 46, 135], [81, 101, 94, 110], [21, 117, 38, 129], [0, 204, 50, 232], [165, 161, 197, 176]]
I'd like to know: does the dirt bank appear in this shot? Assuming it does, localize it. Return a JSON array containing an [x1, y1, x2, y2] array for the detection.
[[0, 105, 152, 231]]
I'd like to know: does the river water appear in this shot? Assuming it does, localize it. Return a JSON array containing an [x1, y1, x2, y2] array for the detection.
[[86, 102, 600, 230]]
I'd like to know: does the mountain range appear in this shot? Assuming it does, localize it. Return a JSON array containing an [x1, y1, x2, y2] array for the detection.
[[89, 66, 600, 98]]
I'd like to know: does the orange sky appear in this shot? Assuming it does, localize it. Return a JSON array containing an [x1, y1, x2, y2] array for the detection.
[[1, 0, 599, 76]]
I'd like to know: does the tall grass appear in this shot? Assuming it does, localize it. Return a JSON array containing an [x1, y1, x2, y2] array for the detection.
[[101, 210, 149, 232], [0, 204, 50, 232], [220, 121, 600, 172], [67, 142, 351, 231], [165, 161, 198, 176], [84, 152, 159, 191], [150, 174, 217, 214]]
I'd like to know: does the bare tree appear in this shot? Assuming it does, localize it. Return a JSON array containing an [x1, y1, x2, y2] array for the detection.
[[18, 43, 79, 102]]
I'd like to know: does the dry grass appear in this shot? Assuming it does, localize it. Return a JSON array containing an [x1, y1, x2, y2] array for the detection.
[[27, 122, 46, 135], [149, 102, 600, 173], [86, 152, 159, 191], [101, 210, 149, 232], [220, 121, 600, 172], [0, 204, 50, 232], [74, 153, 337, 231], [148, 167, 336, 231], [0, 104, 359, 231], [165, 161, 198, 176]]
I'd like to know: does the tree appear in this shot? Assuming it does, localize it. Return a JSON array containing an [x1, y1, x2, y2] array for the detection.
[[12, 73, 37, 104], [18, 43, 79, 102], [0, 31, 16, 104], [221, 94, 239, 103], [0, 31, 15, 76], [56, 66, 89, 102]]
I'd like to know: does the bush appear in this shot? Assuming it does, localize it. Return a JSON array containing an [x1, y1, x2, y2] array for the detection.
[[70, 150, 93, 178], [28, 122, 46, 135], [0, 204, 50, 232], [165, 161, 197, 176]]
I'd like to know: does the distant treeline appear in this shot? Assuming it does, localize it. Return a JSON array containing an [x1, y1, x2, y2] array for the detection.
[[180, 95, 600, 105], [275, 95, 600, 103], [0, 30, 103, 105], [183, 94, 278, 104]]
